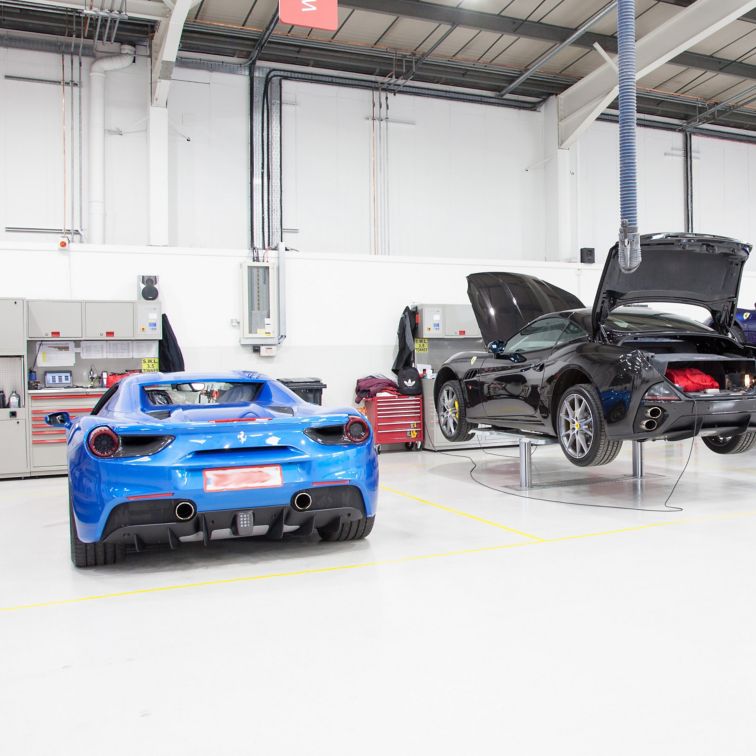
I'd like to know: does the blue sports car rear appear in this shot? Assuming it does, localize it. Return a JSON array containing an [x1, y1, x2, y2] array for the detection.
[[48, 371, 378, 567]]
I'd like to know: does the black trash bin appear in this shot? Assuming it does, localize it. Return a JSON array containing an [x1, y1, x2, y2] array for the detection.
[[278, 377, 328, 405]]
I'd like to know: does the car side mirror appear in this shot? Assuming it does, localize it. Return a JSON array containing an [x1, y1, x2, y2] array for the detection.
[[487, 341, 526, 362], [45, 411, 72, 428]]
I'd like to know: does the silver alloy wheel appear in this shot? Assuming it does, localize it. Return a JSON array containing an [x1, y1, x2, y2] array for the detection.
[[438, 384, 459, 437], [559, 393, 595, 459]]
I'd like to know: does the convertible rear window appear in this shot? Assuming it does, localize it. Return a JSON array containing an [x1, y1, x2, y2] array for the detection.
[[143, 382, 263, 407], [606, 309, 714, 334]]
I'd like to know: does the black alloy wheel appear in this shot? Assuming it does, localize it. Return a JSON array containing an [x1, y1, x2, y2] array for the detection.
[[702, 432, 756, 454]]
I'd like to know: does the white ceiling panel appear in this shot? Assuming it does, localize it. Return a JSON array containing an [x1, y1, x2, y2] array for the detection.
[[488, 38, 554, 68], [638, 62, 690, 90], [590, 0, 657, 36], [539, 46, 599, 77], [232, 0, 277, 28], [449, 30, 504, 61], [688, 21, 756, 59], [380, 17, 445, 51], [431, 26, 482, 57], [195, 0, 254, 26], [458, 0, 515, 13], [332, 9, 398, 45], [540, 0, 614, 28]]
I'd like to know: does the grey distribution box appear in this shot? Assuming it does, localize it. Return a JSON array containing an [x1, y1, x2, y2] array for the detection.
[[416, 304, 480, 339]]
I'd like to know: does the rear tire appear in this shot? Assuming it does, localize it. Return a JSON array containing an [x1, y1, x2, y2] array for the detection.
[[702, 432, 756, 454], [436, 379, 474, 443], [69, 496, 124, 568], [556, 383, 622, 467], [318, 516, 375, 542]]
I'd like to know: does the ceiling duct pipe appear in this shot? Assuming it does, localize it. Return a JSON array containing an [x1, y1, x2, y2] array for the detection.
[[88, 44, 135, 244], [617, 0, 641, 272]]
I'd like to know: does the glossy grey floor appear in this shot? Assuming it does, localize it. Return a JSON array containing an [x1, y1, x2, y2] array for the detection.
[[2, 440, 756, 755]]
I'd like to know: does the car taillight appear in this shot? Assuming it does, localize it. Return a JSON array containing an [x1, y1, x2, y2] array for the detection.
[[643, 382, 682, 402], [304, 418, 371, 445], [88, 426, 120, 458], [345, 417, 369, 443]]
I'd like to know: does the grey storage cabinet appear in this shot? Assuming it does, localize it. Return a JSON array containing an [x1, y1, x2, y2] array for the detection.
[[27, 300, 83, 339], [0, 409, 28, 477], [84, 301, 134, 339], [0, 299, 25, 354]]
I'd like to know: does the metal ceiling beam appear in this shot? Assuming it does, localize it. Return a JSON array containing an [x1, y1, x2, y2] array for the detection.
[[657, 0, 756, 25], [499, 1, 617, 97], [343, 0, 756, 81], [558, 0, 756, 147]]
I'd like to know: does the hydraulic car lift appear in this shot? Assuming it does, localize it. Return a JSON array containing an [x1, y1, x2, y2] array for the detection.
[[517, 437, 645, 489]]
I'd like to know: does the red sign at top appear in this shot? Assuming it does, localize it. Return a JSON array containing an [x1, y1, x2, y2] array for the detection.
[[279, 0, 339, 31]]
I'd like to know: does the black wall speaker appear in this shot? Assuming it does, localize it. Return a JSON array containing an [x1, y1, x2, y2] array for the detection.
[[580, 247, 595, 264], [138, 275, 159, 301]]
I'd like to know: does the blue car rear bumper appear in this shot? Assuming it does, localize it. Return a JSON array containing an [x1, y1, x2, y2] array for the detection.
[[70, 438, 378, 543]]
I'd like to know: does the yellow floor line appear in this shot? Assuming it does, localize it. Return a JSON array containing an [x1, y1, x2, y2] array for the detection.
[[6, 502, 756, 614], [380, 484, 544, 541], [0, 540, 537, 613]]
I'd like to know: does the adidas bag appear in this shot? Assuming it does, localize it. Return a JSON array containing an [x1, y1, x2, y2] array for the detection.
[[397, 367, 422, 396]]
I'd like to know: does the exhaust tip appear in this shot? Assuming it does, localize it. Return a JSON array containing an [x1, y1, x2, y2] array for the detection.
[[292, 491, 313, 512], [641, 419, 658, 432], [647, 406, 663, 419], [175, 501, 196, 521]]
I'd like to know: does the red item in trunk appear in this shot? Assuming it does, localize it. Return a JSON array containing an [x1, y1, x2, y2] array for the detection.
[[665, 367, 719, 392]]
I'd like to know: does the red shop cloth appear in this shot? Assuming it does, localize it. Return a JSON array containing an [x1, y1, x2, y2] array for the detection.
[[355, 375, 400, 402], [665, 367, 719, 392]]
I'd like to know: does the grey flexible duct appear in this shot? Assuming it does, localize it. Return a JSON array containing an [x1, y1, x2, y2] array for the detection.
[[617, 0, 641, 272]]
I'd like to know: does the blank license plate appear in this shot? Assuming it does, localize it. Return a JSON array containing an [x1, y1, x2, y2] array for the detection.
[[203, 465, 283, 492]]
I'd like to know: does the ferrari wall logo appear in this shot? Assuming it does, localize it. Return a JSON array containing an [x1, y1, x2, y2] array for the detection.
[[279, 0, 338, 31], [237, 431, 248, 444]]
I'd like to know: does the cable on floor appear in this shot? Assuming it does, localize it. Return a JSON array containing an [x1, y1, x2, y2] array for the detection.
[[421, 386, 694, 512]]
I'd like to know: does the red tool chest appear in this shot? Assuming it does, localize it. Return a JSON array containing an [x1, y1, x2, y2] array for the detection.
[[363, 391, 423, 452]]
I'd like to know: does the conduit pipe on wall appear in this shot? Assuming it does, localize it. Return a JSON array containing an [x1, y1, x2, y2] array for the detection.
[[88, 44, 135, 244]]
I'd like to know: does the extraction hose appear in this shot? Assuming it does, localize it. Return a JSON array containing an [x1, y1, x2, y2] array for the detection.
[[617, 0, 641, 272]]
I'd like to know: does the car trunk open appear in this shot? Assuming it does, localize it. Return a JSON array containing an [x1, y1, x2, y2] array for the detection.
[[593, 233, 751, 336]]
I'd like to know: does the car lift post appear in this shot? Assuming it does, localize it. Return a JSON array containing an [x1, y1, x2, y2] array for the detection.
[[519, 438, 533, 489], [518, 437, 645, 489], [632, 440, 643, 478]]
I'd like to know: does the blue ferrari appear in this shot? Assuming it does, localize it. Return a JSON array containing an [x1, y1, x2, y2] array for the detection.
[[46, 371, 379, 567]]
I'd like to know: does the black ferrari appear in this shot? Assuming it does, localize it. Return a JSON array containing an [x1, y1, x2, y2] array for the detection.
[[435, 233, 756, 466]]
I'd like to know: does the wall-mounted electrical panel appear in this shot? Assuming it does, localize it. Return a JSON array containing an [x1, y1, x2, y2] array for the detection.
[[416, 304, 481, 339], [241, 260, 280, 345]]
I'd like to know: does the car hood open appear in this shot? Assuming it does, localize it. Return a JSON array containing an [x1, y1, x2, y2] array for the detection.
[[466, 272, 585, 345], [592, 233, 751, 336]]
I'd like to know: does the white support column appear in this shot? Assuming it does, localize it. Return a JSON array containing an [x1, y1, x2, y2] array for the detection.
[[558, 0, 756, 147], [146, 0, 198, 244], [148, 105, 170, 246], [542, 96, 576, 261]]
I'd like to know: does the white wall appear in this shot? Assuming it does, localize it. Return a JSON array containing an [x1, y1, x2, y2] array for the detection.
[[0, 47, 248, 247], [8, 45, 756, 410], [576, 120, 687, 261], [0, 241, 601, 407], [282, 81, 546, 259], [692, 134, 756, 245]]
